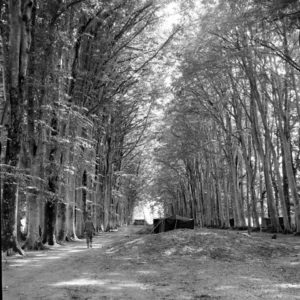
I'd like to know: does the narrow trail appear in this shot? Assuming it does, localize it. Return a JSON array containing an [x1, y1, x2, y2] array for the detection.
[[2, 226, 300, 300]]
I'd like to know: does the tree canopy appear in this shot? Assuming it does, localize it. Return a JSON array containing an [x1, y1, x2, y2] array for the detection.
[[1, 0, 300, 255]]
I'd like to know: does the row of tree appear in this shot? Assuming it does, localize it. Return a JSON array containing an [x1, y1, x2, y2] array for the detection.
[[153, 0, 300, 233], [0, 0, 173, 254]]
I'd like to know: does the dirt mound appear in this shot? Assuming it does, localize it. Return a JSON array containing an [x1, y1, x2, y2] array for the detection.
[[106, 228, 296, 262]]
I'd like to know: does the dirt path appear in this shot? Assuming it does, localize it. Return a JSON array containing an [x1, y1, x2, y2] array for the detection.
[[2, 226, 300, 300]]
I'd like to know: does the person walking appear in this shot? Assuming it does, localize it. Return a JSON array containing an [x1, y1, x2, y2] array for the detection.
[[84, 215, 95, 248]]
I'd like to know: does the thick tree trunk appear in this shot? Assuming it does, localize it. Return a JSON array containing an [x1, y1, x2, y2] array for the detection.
[[22, 3, 47, 250], [22, 189, 43, 250], [2, 0, 33, 255], [2, 177, 24, 255], [42, 200, 56, 245], [22, 142, 45, 250], [56, 200, 67, 243]]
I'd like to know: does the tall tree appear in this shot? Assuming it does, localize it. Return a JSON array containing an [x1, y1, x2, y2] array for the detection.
[[1, 0, 33, 254]]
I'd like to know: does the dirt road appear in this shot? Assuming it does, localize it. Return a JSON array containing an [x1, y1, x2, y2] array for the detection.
[[2, 226, 300, 299]]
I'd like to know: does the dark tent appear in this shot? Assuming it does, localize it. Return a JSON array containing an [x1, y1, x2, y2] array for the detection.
[[133, 219, 145, 225], [153, 215, 194, 233]]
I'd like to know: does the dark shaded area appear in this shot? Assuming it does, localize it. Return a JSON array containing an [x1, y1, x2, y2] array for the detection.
[[153, 215, 194, 234], [42, 201, 56, 245], [133, 219, 145, 225], [259, 217, 289, 233]]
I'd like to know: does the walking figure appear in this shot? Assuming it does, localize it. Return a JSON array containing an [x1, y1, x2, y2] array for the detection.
[[84, 215, 95, 248]]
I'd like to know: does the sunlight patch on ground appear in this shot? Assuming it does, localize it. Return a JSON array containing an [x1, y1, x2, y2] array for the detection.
[[262, 288, 282, 294], [216, 285, 236, 291], [29, 264, 43, 267], [108, 286, 122, 290], [9, 264, 27, 267], [50, 278, 106, 286], [9, 259, 33, 266], [67, 249, 86, 253], [240, 276, 267, 282], [116, 282, 146, 289], [9, 261, 41, 268], [16, 259, 32, 263], [181, 245, 203, 254], [91, 243, 103, 248], [198, 232, 217, 236], [136, 270, 157, 275], [119, 256, 133, 260], [50, 278, 146, 290], [164, 247, 176, 256], [275, 283, 300, 289], [62, 246, 87, 250], [107, 272, 122, 276], [105, 248, 119, 254], [107, 282, 146, 290], [5, 240, 93, 269], [125, 238, 144, 245]]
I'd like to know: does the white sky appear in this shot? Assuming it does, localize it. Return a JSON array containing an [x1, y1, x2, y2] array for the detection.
[[157, 2, 182, 34]]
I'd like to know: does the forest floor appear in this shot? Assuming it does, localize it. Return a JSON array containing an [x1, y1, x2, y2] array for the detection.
[[2, 225, 300, 300]]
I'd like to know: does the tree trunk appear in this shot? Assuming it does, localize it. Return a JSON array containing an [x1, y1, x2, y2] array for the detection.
[[223, 176, 230, 228], [56, 200, 67, 243], [42, 200, 56, 245], [23, 189, 43, 250], [2, 0, 33, 255], [279, 130, 300, 233], [226, 116, 245, 228]]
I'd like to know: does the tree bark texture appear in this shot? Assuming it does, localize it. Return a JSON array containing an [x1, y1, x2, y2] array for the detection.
[[2, 0, 33, 255]]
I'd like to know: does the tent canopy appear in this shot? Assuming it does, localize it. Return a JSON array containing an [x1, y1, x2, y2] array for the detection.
[[153, 215, 194, 233]]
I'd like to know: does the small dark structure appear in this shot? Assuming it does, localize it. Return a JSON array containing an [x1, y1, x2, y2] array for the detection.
[[153, 215, 194, 234], [262, 217, 272, 229], [133, 219, 145, 225]]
